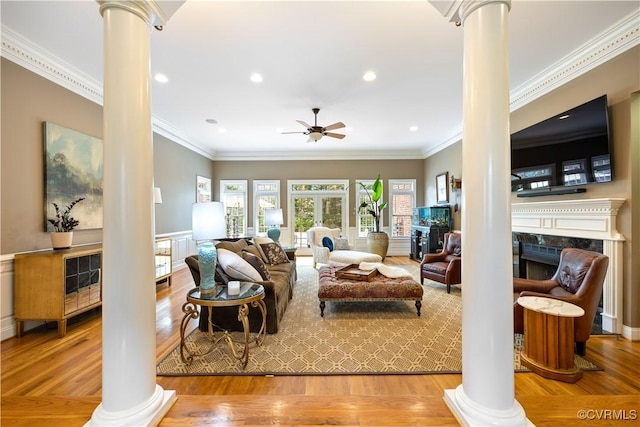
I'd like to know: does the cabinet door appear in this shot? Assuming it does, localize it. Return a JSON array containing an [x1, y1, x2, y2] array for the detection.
[[155, 238, 172, 282]]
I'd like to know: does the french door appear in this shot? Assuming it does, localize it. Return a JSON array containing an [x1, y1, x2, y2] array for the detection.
[[288, 180, 348, 247]]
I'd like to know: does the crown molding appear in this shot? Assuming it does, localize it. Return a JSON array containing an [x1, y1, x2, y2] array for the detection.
[[1, 26, 104, 105], [2, 10, 638, 161], [151, 116, 217, 160], [509, 9, 639, 112], [211, 149, 425, 161]]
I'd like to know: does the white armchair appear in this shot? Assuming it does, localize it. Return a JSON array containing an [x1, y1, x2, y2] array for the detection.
[[307, 226, 382, 268]]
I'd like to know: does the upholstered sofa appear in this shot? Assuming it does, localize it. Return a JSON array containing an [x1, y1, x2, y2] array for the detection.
[[185, 238, 296, 334], [307, 226, 382, 267]]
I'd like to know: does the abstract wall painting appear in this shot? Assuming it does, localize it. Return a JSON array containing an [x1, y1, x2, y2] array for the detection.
[[44, 122, 103, 231]]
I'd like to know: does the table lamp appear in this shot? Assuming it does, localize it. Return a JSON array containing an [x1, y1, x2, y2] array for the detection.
[[192, 202, 226, 295], [264, 208, 283, 242]]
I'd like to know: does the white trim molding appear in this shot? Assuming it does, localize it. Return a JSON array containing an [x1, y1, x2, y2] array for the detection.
[[512, 198, 626, 336]]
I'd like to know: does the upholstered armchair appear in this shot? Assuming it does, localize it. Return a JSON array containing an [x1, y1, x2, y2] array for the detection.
[[513, 248, 609, 356], [306, 226, 381, 268], [419, 232, 461, 293]]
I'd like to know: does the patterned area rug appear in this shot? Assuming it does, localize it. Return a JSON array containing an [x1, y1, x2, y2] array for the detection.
[[157, 264, 600, 376]]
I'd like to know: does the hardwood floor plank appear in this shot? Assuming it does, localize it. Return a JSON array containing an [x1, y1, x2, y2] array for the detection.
[[2, 255, 639, 426]]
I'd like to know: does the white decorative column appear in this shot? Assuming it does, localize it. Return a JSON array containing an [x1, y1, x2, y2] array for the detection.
[[87, 1, 178, 425], [436, 0, 530, 425]]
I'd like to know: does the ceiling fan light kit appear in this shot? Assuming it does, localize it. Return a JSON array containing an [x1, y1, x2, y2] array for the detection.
[[283, 108, 346, 142]]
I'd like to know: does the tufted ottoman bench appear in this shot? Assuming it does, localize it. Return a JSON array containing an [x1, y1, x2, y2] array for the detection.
[[317, 266, 424, 316]]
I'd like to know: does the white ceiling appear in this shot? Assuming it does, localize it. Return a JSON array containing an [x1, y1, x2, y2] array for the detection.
[[1, 1, 638, 160]]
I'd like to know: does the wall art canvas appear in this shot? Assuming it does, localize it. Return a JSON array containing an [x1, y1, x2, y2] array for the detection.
[[44, 122, 103, 231]]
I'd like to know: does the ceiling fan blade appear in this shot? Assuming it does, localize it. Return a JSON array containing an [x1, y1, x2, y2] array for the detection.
[[325, 132, 345, 139], [281, 131, 306, 134], [296, 120, 312, 129], [324, 122, 345, 131]]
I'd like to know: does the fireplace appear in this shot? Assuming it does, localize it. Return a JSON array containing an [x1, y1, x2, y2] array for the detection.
[[518, 242, 562, 280], [512, 198, 625, 335]]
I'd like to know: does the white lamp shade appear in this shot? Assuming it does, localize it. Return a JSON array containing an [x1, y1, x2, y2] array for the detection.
[[153, 187, 163, 204], [192, 202, 226, 241], [264, 208, 283, 226]]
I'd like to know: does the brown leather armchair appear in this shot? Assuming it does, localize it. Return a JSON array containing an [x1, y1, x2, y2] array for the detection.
[[513, 248, 609, 356], [420, 232, 461, 293]]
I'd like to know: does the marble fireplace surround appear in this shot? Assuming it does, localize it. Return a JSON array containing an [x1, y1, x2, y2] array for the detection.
[[512, 198, 625, 335]]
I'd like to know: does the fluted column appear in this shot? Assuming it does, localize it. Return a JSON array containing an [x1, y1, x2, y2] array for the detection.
[[442, 0, 530, 425], [87, 1, 176, 425]]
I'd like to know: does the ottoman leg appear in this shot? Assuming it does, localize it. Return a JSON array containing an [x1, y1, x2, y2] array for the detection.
[[415, 300, 422, 316], [320, 301, 326, 317]]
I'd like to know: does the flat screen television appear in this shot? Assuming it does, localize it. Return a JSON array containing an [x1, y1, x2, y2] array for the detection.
[[511, 94, 612, 195]]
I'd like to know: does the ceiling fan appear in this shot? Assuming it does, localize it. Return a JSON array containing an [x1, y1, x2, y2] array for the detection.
[[282, 108, 346, 142]]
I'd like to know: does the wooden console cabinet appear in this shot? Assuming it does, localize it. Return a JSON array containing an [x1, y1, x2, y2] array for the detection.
[[14, 244, 102, 338]]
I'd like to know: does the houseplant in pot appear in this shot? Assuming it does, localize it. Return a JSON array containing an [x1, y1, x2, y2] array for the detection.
[[357, 174, 388, 259], [48, 197, 84, 249]]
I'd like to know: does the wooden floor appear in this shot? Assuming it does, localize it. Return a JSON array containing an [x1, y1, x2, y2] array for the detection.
[[2, 256, 639, 426]]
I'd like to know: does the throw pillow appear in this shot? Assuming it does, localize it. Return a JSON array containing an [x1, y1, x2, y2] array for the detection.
[[241, 251, 271, 281], [334, 237, 350, 250], [322, 236, 334, 252], [259, 242, 290, 265], [243, 244, 263, 259], [217, 248, 263, 282], [253, 236, 274, 262]]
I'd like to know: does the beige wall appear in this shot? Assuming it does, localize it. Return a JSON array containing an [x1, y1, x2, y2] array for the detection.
[[1, 58, 104, 253], [510, 46, 639, 327], [423, 142, 462, 231], [420, 46, 640, 327], [0, 58, 214, 254]]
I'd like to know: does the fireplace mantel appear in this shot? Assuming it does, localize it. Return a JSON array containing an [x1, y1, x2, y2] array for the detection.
[[512, 197, 626, 335]]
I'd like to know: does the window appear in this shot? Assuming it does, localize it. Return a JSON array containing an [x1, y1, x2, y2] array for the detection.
[[356, 179, 377, 237], [254, 180, 280, 236], [389, 180, 415, 238], [220, 180, 247, 237]]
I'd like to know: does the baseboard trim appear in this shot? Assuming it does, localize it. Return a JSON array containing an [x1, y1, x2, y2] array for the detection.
[[621, 324, 640, 341]]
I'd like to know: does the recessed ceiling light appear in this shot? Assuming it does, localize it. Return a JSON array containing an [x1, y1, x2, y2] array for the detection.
[[205, 118, 218, 125], [218, 128, 226, 134], [409, 126, 418, 132], [250, 73, 263, 83], [559, 114, 570, 120], [363, 71, 376, 82], [154, 73, 168, 83]]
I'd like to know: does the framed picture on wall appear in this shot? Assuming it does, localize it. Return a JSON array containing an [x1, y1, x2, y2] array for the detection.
[[196, 175, 211, 202], [436, 172, 449, 204], [44, 122, 103, 231]]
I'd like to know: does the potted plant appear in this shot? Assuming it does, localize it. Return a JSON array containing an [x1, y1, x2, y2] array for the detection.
[[357, 175, 388, 259], [48, 197, 85, 249]]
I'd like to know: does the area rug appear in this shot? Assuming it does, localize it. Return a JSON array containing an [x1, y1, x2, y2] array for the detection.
[[157, 265, 600, 376]]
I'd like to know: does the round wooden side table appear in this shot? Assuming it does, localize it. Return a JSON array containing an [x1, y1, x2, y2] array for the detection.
[[517, 296, 585, 383]]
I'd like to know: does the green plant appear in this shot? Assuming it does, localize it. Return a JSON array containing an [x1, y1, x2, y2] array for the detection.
[[357, 174, 387, 233], [48, 197, 85, 232]]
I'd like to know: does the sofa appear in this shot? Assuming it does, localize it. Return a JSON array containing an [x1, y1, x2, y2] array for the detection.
[[419, 232, 462, 293], [307, 226, 382, 267], [185, 238, 296, 334]]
